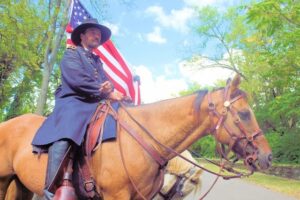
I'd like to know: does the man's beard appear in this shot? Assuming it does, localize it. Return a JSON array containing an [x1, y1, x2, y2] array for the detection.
[[88, 40, 101, 49]]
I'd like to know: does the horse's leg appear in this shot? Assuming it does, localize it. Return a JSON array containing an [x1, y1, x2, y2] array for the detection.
[[5, 178, 17, 200], [0, 176, 13, 200], [11, 178, 33, 200], [5, 178, 33, 200]]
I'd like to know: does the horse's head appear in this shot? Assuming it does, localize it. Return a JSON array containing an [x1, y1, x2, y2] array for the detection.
[[177, 167, 202, 198], [158, 167, 202, 200], [207, 74, 272, 171]]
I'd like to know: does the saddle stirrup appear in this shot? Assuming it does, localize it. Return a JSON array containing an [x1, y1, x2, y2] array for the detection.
[[53, 151, 77, 200]]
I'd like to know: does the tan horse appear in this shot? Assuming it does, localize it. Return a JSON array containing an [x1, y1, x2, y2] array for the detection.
[[0, 75, 272, 200], [154, 150, 202, 200], [6, 151, 202, 200]]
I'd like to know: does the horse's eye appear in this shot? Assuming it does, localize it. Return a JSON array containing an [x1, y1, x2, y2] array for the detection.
[[190, 178, 199, 184], [238, 110, 251, 121]]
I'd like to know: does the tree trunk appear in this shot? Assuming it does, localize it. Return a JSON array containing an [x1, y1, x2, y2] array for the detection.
[[35, 0, 71, 115]]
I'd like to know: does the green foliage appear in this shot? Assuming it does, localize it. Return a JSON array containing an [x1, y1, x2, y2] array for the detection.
[[266, 132, 300, 164], [178, 82, 202, 96], [0, 0, 48, 121], [0, 0, 130, 119], [184, 0, 300, 163], [191, 135, 217, 158], [194, 4, 248, 78], [242, 0, 300, 135], [3, 68, 41, 120], [0, 0, 47, 72], [0, 0, 72, 119]]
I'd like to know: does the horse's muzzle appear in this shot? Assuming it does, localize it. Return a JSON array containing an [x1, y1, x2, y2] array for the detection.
[[257, 152, 272, 170], [244, 150, 272, 172]]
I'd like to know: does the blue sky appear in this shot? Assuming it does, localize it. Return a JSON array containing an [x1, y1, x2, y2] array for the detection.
[[83, 0, 238, 103]]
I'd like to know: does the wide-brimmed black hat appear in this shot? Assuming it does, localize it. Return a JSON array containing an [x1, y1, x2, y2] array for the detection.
[[71, 18, 111, 46]]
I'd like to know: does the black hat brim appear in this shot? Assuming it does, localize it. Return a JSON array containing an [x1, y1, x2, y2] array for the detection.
[[71, 23, 111, 46]]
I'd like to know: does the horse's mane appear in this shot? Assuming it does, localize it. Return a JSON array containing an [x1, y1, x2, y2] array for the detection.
[[166, 150, 197, 175], [193, 90, 208, 116], [124, 88, 246, 122]]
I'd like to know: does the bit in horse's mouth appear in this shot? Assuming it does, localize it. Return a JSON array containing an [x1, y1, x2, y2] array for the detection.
[[245, 156, 258, 172]]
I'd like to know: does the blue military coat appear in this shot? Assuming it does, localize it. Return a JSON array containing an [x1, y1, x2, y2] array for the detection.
[[32, 46, 111, 147]]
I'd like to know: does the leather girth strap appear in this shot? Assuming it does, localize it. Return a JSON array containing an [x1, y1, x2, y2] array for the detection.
[[77, 147, 101, 199]]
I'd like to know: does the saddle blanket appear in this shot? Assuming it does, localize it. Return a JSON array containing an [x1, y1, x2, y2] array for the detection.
[[101, 102, 119, 141]]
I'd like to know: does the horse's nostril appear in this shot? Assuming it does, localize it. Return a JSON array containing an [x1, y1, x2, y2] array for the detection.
[[268, 154, 272, 162]]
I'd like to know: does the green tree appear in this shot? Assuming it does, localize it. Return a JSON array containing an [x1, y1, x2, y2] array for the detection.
[[186, 0, 300, 163], [35, 0, 71, 115], [242, 0, 300, 163], [0, 0, 47, 121], [189, 5, 248, 79], [4, 68, 40, 120]]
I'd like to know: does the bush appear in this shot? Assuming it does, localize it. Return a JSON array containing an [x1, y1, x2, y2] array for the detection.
[[191, 135, 217, 158], [266, 132, 300, 164]]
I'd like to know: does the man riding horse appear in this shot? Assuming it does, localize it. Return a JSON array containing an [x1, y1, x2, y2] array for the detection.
[[31, 18, 127, 199]]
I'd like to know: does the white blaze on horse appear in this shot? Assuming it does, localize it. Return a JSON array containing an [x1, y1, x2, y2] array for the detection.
[[0, 75, 272, 200], [154, 150, 202, 200]]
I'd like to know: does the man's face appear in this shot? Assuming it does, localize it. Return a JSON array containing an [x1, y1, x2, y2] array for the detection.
[[80, 27, 101, 49]]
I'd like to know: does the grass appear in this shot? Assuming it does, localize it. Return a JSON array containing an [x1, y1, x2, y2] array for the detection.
[[243, 172, 300, 199], [198, 159, 300, 199]]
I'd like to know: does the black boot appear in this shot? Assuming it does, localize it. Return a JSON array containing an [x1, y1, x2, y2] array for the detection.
[[44, 140, 71, 200]]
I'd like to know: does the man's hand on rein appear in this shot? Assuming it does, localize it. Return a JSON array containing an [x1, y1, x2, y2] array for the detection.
[[99, 81, 114, 95], [107, 90, 125, 101], [108, 90, 132, 102]]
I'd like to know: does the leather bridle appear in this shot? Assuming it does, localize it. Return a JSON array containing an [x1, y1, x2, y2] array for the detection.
[[207, 83, 263, 170]]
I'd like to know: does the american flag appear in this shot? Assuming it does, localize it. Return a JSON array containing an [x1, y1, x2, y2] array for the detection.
[[66, 0, 141, 105]]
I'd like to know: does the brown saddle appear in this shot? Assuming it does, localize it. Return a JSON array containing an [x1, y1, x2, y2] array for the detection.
[[85, 102, 110, 157], [49, 103, 111, 199]]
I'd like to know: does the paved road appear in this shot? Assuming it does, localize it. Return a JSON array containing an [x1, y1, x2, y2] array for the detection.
[[186, 172, 298, 200]]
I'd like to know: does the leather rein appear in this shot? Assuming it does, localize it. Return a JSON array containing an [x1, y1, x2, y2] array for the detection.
[[105, 83, 262, 199]]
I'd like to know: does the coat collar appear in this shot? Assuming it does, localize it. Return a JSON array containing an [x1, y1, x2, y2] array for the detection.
[[77, 46, 99, 60]]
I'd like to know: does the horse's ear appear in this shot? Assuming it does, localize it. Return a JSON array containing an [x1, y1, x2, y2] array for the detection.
[[191, 169, 202, 183], [229, 74, 241, 93], [232, 74, 241, 87], [226, 78, 232, 85]]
